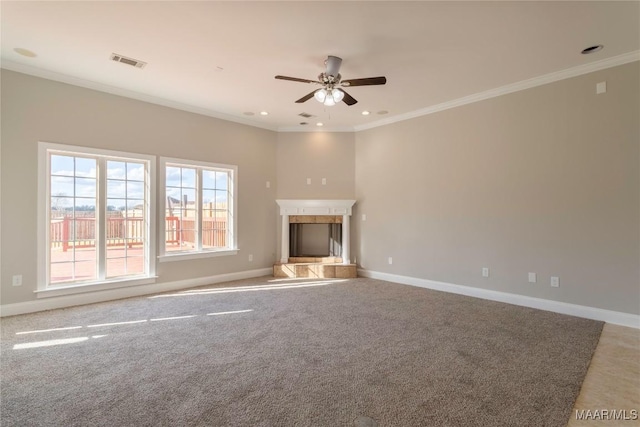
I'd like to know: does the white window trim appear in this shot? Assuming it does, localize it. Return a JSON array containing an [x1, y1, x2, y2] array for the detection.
[[37, 142, 156, 297], [158, 156, 238, 261]]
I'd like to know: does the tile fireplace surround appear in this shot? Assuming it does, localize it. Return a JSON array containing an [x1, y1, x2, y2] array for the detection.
[[274, 199, 356, 277]]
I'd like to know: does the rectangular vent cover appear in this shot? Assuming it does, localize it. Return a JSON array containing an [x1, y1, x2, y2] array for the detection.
[[110, 53, 147, 69], [298, 112, 314, 118]]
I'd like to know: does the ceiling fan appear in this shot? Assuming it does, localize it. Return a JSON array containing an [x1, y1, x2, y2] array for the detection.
[[275, 56, 387, 106]]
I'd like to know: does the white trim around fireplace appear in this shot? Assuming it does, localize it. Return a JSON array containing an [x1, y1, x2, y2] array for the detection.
[[276, 200, 356, 264]]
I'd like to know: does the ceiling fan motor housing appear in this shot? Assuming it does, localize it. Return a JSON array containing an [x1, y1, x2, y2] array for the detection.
[[325, 55, 343, 77]]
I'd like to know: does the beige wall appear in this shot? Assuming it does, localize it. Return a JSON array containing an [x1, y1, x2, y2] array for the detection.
[[354, 61, 639, 315], [2, 62, 638, 316], [276, 132, 355, 199], [1, 70, 278, 305]]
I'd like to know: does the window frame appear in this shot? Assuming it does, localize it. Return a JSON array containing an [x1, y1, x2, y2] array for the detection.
[[37, 142, 157, 298], [158, 157, 238, 262]]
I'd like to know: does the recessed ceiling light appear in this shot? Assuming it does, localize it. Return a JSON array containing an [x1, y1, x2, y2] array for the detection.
[[316, 122, 323, 127], [260, 111, 268, 116], [362, 111, 370, 116], [243, 112, 255, 116], [299, 122, 308, 125], [377, 110, 389, 115], [581, 45, 603, 54], [14, 48, 37, 58]]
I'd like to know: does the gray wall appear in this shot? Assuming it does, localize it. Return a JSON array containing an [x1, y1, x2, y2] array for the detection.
[[1, 70, 278, 305], [354, 61, 639, 315], [2, 62, 639, 316], [276, 132, 355, 199]]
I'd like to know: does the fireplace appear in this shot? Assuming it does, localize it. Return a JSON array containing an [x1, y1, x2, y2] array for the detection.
[[275, 200, 356, 264], [289, 220, 342, 258]]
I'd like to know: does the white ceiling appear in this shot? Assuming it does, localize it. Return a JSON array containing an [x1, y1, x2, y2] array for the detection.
[[1, 1, 639, 132]]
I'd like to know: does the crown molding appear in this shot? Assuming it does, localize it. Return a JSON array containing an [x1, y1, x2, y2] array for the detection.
[[354, 50, 640, 132], [0, 60, 279, 132]]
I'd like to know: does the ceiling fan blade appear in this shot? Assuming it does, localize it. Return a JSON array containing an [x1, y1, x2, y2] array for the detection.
[[341, 76, 387, 87], [295, 90, 317, 103], [340, 89, 358, 106], [275, 75, 320, 84]]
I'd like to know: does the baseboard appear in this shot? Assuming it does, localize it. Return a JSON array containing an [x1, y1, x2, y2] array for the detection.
[[0, 268, 272, 317], [358, 269, 640, 329]]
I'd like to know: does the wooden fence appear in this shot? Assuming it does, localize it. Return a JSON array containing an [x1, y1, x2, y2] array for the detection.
[[51, 215, 226, 251]]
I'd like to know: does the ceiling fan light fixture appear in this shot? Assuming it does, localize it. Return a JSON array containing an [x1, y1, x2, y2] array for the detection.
[[323, 94, 336, 106], [314, 89, 327, 103], [332, 89, 344, 103]]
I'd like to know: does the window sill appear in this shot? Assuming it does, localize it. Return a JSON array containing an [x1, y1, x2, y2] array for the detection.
[[35, 276, 158, 299], [158, 249, 239, 263]]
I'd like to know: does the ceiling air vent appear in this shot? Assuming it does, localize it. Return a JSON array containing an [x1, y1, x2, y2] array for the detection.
[[110, 53, 147, 69], [298, 112, 314, 118]]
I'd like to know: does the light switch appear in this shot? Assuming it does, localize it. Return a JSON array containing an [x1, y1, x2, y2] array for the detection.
[[596, 81, 606, 94], [306, 178, 311, 185]]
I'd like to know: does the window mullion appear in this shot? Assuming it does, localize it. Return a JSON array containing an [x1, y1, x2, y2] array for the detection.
[[97, 157, 106, 279], [197, 168, 203, 251]]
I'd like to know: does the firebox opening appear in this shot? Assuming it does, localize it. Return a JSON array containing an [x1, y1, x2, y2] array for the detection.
[[290, 223, 342, 257]]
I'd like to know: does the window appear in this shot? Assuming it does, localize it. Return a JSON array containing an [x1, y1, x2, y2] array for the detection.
[[160, 158, 237, 261], [38, 142, 156, 294]]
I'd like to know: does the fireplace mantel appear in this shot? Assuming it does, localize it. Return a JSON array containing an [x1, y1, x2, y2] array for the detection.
[[276, 200, 356, 264], [275, 199, 356, 216]]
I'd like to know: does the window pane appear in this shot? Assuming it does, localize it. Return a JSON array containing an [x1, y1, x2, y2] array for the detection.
[[166, 166, 180, 186], [215, 190, 228, 206], [51, 155, 75, 176], [182, 188, 196, 205], [51, 196, 73, 215], [107, 198, 127, 212], [51, 176, 74, 197], [107, 215, 126, 240], [127, 181, 144, 199], [50, 262, 73, 283], [127, 163, 145, 181], [181, 168, 196, 188], [215, 172, 228, 190], [203, 189, 215, 204], [126, 257, 145, 275], [107, 179, 125, 198], [74, 261, 97, 282], [76, 178, 96, 198], [76, 158, 96, 178], [203, 170, 216, 189], [50, 156, 73, 177], [107, 161, 126, 179], [106, 257, 126, 278]]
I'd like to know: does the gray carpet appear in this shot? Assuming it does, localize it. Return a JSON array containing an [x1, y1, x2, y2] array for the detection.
[[1, 277, 603, 427]]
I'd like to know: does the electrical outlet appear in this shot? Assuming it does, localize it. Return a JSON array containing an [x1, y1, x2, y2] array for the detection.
[[306, 178, 311, 185], [12, 275, 22, 286], [266, 181, 270, 188], [528, 272, 537, 283], [550, 276, 560, 288], [362, 214, 367, 221], [248, 254, 253, 262], [596, 81, 606, 94], [388, 257, 393, 265], [482, 267, 489, 278], [321, 178, 327, 185]]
